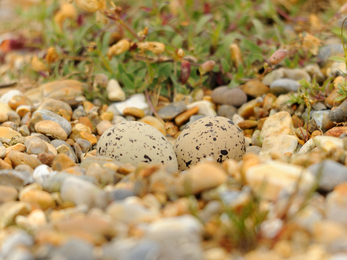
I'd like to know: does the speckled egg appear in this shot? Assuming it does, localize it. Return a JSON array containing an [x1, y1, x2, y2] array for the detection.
[[97, 121, 178, 171], [174, 116, 246, 171]]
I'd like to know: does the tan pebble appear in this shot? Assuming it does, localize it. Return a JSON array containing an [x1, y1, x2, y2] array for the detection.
[[59, 109, 71, 121], [175, 162, 227, 195], [35, 228, 69, 246], [35, 120, 68, 140], [240, 153, 260, 176], [204, 248, 229, 260], [83, 100, 94, 113], [96, 120, 113, 135], [16, 105, 31, 118], [325, 126, 347, 137], [8, 95, 33, 110], [257, 117, 267, 130], [65, 138, 75, 146], [79, 131, 97, 145], [244, 250, 281, 260], [8, 151, 42, 169], [26, 209, 47, 226], [238, 120, 258, 130], [292, 114, 304, 128], [274, 240, 292, 258], [20, 190, 55, 210], [310, 130, 322, 139], [0, 126, 20, 139], [162, 198, 189, 217], [238, 99, 262, 119], [0, 159, 12, 169], [165, 122, 178, 137], [175, 106, 199, 126], [123, 107, 145, 118], [298, 139, 305, 145], [37, 152, 55, 167], [0, 201, 31, 228], [222, 159, 240, 179], [3, 156, 13, 167], [52, 154, 76, 171], [100, 111, 113, 121], [263, 93, 277, 111], [0, 112, 8, 123], [78, 117, 94, 132], [118, 163, 136, 175], [260, 111, 294, 139], [73, 123, 92, 134], [139, 116, 166, 136], [0, 185, 18, 203], [325, 88, 344, 108], [5, 143, 26, 156], [202, 96, 213, 102]]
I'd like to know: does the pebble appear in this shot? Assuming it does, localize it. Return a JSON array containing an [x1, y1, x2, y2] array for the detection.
[[260, 134, 299, 156], [245, 161, 315, 201], [317, 44, 344, 65], [326, 183, 347, 227], [0, 184, 18, 203], [260, 111, 294, 139], [38, 98, 72, 114], [158, 101, 187, 121], [32, 109, 72, 136], [308, 160, 347, 192], [41, 79, 84, 105], [174, 162, 227, 196], [0, 230, 34, 259], [262, 68, 311, 85], [110, 93, 149, 115], [123, 107, 145, 118], [241, 80, 269, 97], [60, 177, 108, 209], [0, 201, 31, 228], [211, 86, 247, 107], [107, 79, 126, 101], [186, 100, 216, 116], [139, 116, 166, 136], [270, 78, 300, 96]]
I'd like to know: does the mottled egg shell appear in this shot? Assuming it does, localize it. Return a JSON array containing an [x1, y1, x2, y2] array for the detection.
[[174, 116, 246, 171], [97, 121, 178, 171]]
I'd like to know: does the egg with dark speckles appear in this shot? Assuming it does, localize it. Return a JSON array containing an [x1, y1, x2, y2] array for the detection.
[[174, 116, 246, 171], [97, 121, 178, 171]]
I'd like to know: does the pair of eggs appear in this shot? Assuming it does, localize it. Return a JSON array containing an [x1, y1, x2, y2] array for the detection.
[[97, 116, 246, 171]]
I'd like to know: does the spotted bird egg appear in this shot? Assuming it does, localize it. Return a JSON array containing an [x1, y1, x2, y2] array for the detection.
[[97, 121, 178, 171], [174, 116, 246, 171]]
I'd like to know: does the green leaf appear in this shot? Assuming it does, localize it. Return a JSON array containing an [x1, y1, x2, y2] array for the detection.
[[242, 39, 263, 56], [122, 73, 135, 89], [195, 14, 212, 35], [228, 79, 240, 88], [172, 34, 183, 47], [158, 63, 173, 78], [334, 95, 347, 102], [235, 63, 244, 80], [329, 56, 347, 63]]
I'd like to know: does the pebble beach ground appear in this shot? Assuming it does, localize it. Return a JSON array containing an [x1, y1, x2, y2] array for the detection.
[[3, 1, 347, 260]]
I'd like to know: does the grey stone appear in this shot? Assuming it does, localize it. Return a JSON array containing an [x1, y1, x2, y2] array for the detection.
[[158, 101, 187, 121], [0, 230, 34, 259], [50, 140, 77, 162], [211, 86, 247, 107], [308, 160, 347, 192], [144, 215, 204, 260], [72, 107, 87, 120], [33, 109, 72, 136], [107, 189, 136, 201], [75, 138, 92, 153], [270, 78, 300, 96], [0, 170, 33, 189], [60, 177, 108, 209], [217, 105, 237, 119], [317, 44, 344, 65], [52, 239, 94, 260]]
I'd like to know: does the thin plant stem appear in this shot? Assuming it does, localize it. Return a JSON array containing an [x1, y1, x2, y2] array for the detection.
[[145, 89, 165, 125], [96, 49, 113, 74]]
